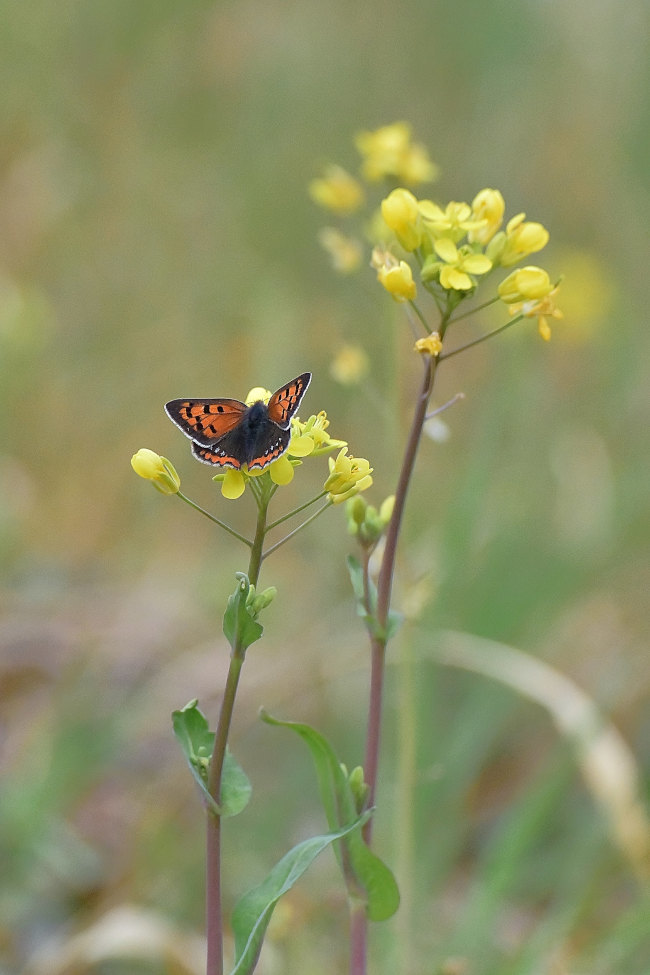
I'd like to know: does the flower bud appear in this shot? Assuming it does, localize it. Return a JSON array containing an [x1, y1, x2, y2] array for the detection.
[[498, 266, 553, 304], [381, 188, 422, 251], [131, 449, 180, 494]]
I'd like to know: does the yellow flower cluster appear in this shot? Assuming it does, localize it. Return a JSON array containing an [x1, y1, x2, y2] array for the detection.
[[311, 123, 562, 342]]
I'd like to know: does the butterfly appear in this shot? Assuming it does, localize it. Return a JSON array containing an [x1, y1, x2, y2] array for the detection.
[[165, 373, 311, 470]]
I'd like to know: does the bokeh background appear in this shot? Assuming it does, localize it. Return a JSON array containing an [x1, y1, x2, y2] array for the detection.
[[2, 2, 649, 973]]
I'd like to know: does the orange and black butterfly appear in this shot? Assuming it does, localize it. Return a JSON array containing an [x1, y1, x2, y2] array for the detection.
[[165, 373, 311, 470]]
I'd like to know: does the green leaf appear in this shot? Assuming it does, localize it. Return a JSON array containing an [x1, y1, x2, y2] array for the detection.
[[223, 572, 264, 653], [261, 712, 399, 922], [260, 711, 352, 834], [172, 700, 251, 818], [345, 834, 400, 922], [346, 555, 402, 642], [230, 814, 370, 975], [220, 749, 253, 818]]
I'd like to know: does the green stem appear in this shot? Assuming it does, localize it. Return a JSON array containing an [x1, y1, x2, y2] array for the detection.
[[446, 293, 501, 324], [204, 491, 270, 975], [266, 489, 328, 532], [177, 491, 252, 548], [262, 500, 332, 560], [408, 299, 432, 334], [439, 314, 524, 361]]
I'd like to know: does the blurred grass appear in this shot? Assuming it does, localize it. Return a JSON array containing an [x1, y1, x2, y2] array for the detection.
[[1, 1, 649, 973]]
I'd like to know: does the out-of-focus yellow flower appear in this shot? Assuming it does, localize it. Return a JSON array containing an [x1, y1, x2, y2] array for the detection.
[[508, 284, 563, 341], [469, 188, 505, 245], [318, 228, 363, 273], [372, 248, 417, 301], [414, 331, 442, 356], [380, 188, 422, 251], [309, 165, 364, 215], [245, 385, 271, 406], [427, 238, 492, 291], [490, 213, 550, 267], [131, 449, 180, 494], [552, 248, 610, 341], [325, 448, 373, 504], [498, 266, 553, 304], [356, 122, 438, 185], [419, 200, 483, 243], [330, 343, 370, 385]]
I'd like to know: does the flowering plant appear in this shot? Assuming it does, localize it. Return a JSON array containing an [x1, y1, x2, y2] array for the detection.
[[134, 121, 565, 975]]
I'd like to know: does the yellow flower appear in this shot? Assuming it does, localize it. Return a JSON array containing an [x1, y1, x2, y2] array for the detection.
[[330, 343, 370, 385], [419, 200, 484, 243], [292, 411, 347, 456], [414, 331, 442, 356], [356, 121, 438, 185], [245, 385, 271, 406], [269, 455, 295, 486], [508, 284, 563, 341], [221, 468, 247, 500], [318, 228, 363, 273], [495, 213, 550, 267], [372, 249, 416, 301], [498, 266, 553, 304], [309, 165, 364, 215], [428, 238, 492, 291], [380, 188, 422, 251], [324, 448, 373, 504], [469, 189, 505, 245], [131, 449, 180, 494]]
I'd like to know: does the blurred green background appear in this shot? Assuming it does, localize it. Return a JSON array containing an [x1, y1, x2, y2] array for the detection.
[[1, 1, 649, 973]]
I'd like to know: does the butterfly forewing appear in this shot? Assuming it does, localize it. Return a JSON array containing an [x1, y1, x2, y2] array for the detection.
[[165, 398, 247, 446], [266, 373, 311, 428]]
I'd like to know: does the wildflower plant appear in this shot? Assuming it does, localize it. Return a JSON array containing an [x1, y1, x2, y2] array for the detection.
[[133, 120, 564, 975]]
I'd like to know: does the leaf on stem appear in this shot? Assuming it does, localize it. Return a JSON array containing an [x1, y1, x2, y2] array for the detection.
[[230, 815, 371, 975], [261, 711, 400, 922], [172, 700, 251, 818], [347, 555, 402, 642], [223, 573, 264, 652]]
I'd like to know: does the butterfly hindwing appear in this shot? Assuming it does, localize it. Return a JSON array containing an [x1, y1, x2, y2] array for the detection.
[[266, 373, 311, 428], [165, 398, 247, 447]]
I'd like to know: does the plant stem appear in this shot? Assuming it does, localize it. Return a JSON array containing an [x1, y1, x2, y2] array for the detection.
[[265, 489, 328, 532], [177, 491, 252, 548], [439, 313, 523, 360], [446, 292, 501, 324], [262, 500, 332, 560], [362, 356, 437, 831], [353, 354, 438, 975], [204, 492, 269, 975], [349, 900, 368, 975]]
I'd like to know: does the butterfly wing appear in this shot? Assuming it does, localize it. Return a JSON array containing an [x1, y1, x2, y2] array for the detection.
[[191, 440, 244, 469], [266, 373, 312, 429], [165, 398, 247, 447], [192, 424, 291, 470]]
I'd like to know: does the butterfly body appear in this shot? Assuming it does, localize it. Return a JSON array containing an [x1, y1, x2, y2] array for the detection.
[[165, 373, 311, 471]]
